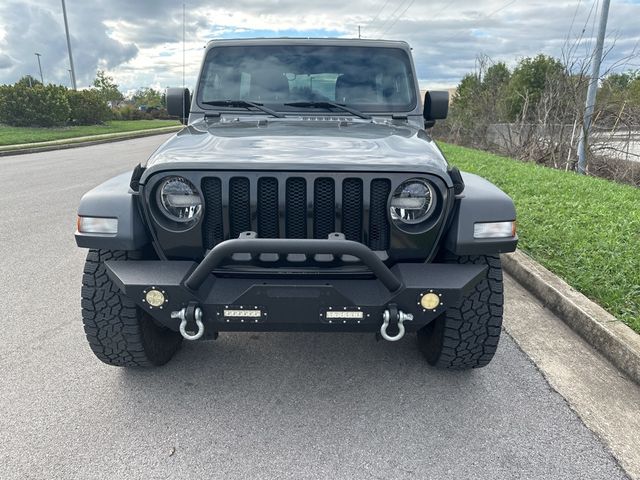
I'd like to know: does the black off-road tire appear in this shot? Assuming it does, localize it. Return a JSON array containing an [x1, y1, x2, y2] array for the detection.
[[81, 249, 183, 367], [417, 254, 504, 369]]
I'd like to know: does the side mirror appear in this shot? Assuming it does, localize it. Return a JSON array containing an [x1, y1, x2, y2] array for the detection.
[[166, 87, 191, 124], [423, 91, 449, 128]]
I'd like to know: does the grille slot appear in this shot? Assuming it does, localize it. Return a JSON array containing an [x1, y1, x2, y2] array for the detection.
[[369, 179, 391, 250], [201, 177, 223, 249], [313, 178, 335, 239], [201, 174, 392, 251], [286, 177, 307, 238], [342, 178, 363, 242], [229, 177, 251, 238], [257, 177, 279, 238]]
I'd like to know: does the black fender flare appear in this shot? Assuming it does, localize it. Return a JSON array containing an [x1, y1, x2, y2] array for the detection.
[[443, 172, 517, 255], [75, 171, 150, 250]]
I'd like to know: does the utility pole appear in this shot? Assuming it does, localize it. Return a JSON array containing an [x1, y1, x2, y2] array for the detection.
[[577, 0, 611, 174], [61, 0, 77, 90], [358, 25, 361, 39], [34, 53, 44, 83]]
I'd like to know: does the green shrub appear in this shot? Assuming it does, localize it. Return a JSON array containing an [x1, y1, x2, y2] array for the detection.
[[0, 83, 70, 127], [66, 89, 111, 125], [110, 108, 123, 121], [114, 104, 147, 120], [148, 107, 170, 119]]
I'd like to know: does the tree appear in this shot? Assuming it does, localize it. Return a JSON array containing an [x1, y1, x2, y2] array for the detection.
[[602, 71, 636, 91], [130, 87, 164, 109], [482, 63, 510, 93], [600, 71, 640, 107], [629, 77, 640, 106], [447, 60, 513, 145], [450, 73, 482, 126], [505, 54, 566, 120], [482, 62, 511, 122], [93, 70, 123, 104], [15, 75, 42, 88]]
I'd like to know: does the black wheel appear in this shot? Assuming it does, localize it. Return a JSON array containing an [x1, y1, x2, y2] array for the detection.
[[81, 249, 183, 367], [417, 254, 504, 369]]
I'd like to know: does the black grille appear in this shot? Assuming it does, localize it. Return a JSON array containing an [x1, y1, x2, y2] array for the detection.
[[257, 177, 279, 238], [369, 179, 391, 251], [201, 174, 391, 251], [201, 178, 223, 249], [314, 178, 335, 239], [342, 178, 363, 242], [229, 177, 251, 238], [286, 177, 307, 238]]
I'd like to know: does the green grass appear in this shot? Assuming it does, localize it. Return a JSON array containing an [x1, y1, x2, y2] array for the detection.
[[0, 120, 181, 146], [440, 142, 640, 333]]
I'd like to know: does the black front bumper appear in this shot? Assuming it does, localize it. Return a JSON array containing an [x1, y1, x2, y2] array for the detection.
[[105, 238, 486, 334]]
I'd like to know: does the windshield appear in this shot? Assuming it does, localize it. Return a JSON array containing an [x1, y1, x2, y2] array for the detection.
[[196, 45, 417, 113]]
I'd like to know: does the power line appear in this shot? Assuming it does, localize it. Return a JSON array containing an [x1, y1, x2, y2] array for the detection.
[[368, 0, 392, 27], [561, 0, 583, 59], [566, 0, 583, 41], [587, 0, 600, 56], [433, 0, 457, 18], [381, 0, 457, 37], [485, 0, 517, 17], [364, 0, 392, 37], [437, 0, 519, 44], [371, 0, 413, 37], [380, 0, 417, 37]]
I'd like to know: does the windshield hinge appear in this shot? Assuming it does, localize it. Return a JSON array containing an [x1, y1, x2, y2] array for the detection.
[[391, 114, 408, 122]]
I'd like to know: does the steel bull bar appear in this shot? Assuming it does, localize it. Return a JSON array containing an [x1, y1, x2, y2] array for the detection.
[[185, 236, 402, 292], [105, 236, 488, 341]]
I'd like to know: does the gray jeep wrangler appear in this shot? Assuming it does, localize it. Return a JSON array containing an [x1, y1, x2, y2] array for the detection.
[[75, 38, 517, 369]]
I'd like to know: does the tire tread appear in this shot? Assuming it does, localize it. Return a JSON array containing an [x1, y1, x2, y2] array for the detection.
[[81, 249, 181, 367], [418, 254, 504, 369]]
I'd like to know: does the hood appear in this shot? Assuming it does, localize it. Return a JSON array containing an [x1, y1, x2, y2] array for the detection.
[[142, 117, 450, 181]]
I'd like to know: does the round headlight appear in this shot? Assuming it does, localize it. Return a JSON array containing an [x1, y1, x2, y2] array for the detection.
[[157, 176, 202, 223], [390, 179, 436, 224]]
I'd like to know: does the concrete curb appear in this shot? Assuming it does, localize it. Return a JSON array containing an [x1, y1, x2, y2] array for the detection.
[[502, 250, 640, 384], [0, 125, 182, 157]]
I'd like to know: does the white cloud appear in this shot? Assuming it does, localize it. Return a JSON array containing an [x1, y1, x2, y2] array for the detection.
[[0, 0, 638, 91]]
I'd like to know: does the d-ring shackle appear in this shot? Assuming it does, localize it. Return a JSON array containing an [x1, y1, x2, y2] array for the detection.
[[171, 304, 205, 341], [380, 307, 413, 342]]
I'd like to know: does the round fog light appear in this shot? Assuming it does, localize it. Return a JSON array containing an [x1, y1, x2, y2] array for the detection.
[[145, 289, 166, 307], [420, 292, 440, 310]]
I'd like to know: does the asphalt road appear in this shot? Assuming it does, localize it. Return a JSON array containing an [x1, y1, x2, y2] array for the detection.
[[0, 135, 627, 480]]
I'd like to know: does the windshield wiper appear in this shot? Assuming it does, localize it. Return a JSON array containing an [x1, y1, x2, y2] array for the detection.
[[202, 100, 285, 118], [283, 101, 371, 120]]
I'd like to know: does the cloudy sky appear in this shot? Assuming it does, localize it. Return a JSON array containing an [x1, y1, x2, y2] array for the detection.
[[0, 0, 639, 94]]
